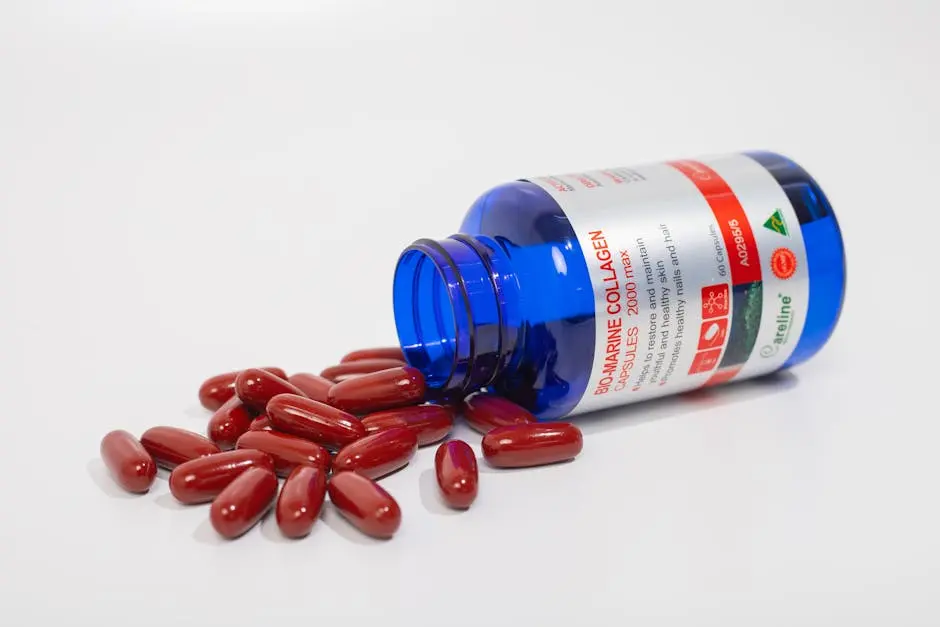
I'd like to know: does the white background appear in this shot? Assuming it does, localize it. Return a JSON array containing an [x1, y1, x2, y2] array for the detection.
[[1, 1, 938, 625]]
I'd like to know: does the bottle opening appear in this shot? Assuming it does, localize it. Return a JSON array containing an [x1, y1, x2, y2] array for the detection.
[[394, 236, 517, 396], [393, 247, 459, 389]]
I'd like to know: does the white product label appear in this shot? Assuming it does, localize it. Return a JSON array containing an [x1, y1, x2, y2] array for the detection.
[[527, 154, 809, 415]]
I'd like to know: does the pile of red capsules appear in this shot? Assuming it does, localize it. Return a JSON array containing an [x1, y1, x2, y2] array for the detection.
[[99, 347, 584, 540]]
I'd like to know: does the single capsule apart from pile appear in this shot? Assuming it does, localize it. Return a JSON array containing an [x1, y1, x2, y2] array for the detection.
[[100, 430, 157, 493], [434, 440, 478, 509], [481, 422, 583, 468]]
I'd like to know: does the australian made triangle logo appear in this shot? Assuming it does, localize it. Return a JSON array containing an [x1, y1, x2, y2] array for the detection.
[[763, 209, 789, 236]]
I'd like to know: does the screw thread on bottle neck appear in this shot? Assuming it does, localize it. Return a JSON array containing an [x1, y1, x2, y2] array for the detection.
[[392, 234, 519, 396]]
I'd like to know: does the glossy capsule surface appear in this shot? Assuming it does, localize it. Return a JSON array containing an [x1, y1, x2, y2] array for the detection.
[[169, 449, 274, 504], [263, 367, 289, 380], [361, 404, 453, 446], [207, 396, 257, 449], [434, 440, 478, 509], [235, 368, 306, 411], [463, 394, 537, 433], [328, 366, 426, 413], [340, 347, 406, 363], [333, 427, 418, 479], [249, 415, 273, 431], [320, 358, 407, 382], [481, 422, 583, 468], [198, 371, 239, 411], [287, 373, 333, 404], [267, 394, 365, 450], [236, 430, 331, 477], [210, 467, 278, 539], [100, 430, 157, 493], [140, 426, 220, 469], [198, 367, 288, 410], [328, 471, 401, 539], [276, 465, 327, 539]]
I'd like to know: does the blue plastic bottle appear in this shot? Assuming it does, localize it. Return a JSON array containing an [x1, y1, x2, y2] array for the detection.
[[392, 152, 846, 420]]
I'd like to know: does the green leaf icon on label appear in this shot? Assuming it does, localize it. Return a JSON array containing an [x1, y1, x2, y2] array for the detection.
[[763, 209, 789, 236]]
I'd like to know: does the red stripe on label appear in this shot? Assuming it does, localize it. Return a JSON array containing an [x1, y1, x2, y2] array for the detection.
[[669, 160, 762, 285], [704, 367, 741, 387]]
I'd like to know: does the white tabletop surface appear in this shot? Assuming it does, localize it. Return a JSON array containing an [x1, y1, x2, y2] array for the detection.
[[2, 1, 938, 625]]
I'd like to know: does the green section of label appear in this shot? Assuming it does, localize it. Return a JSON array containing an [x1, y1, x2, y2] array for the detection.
[[763, 209, 789, 236], [720, 281, 763, 368]]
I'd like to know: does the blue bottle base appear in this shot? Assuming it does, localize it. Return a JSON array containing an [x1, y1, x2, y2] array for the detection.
[[745, 152, 846, 368]]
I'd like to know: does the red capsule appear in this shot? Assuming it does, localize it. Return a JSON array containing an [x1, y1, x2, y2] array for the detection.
[[328, 471, 401, 539], [287, 372, 333, 404], [435, 440, 478, 509], [140, 426, 220, 469], [328, 366, 426, 413], [463, 394, 537, 433], [207, 396, 257, 449], [100, 430, 157, 493], [235, 368, 307, 411], [481, 422, 583, 468], [249, 415, 273, 431], [267, 394, 365, 450], [210, 467, 278, 539], [276, 465, 327, 539], [320, 358, 407, 382], [236, 430, 330, 477], [361, 404, 453, 446], [169, 449, 274, 504], [262, 367, 289, 380], [333, 427, 418, 479], [198, 367, 288, 410], [340, 347, 406, 363], [198, 371, 239, 411]]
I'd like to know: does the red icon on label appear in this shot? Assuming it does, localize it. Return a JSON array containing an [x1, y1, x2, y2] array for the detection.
[[701, 284, 730, 320], [697, 318, 728, 350], [770, 248, 797, 280], [688, 349, 722, 375]]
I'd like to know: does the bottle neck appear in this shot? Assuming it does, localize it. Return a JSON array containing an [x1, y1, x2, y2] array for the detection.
[[393, 234, 520, 396]]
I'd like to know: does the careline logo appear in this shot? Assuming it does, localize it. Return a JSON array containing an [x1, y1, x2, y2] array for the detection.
[[760, 293, 794, 357]]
